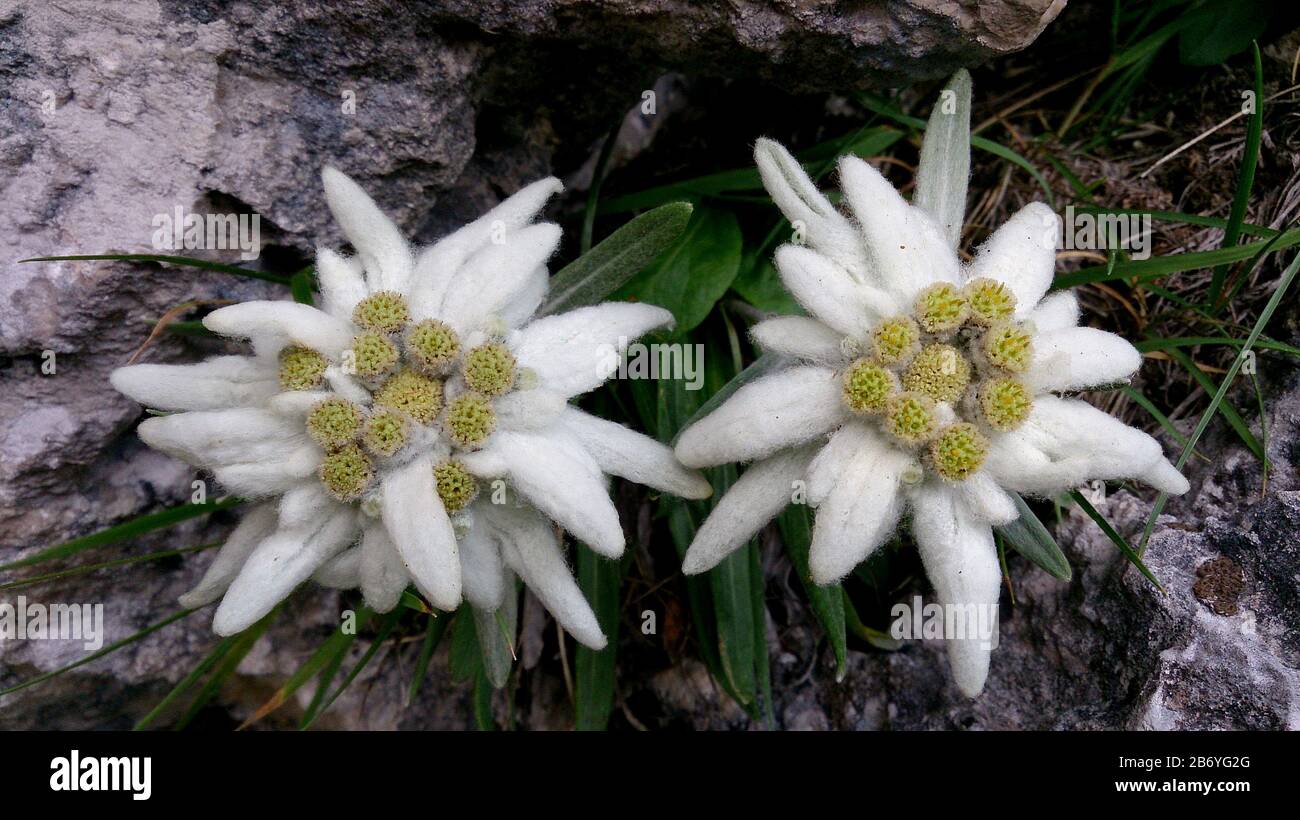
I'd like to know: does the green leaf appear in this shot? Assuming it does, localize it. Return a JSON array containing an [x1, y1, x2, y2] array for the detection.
[[574, 549, 625, 730], [19, 254, 292, 286], [540, 202, 693, 316], [613, 207, 742, 335], [0, 609, 198, 698], [473, 588, 519, 691], [290, 268, 316, 305], [1179, 0, 1271, 66], [0, 498, 243, 572], [473, 671, 496, 730], [710, 537, 758, 706], [448, 610, 481, 683], [996, 494, 1072, 581], [1069, 490, 1164, 591], [778, 504, 847, 680], [600, 127, 902, 213], [731, 255, 802, 315]]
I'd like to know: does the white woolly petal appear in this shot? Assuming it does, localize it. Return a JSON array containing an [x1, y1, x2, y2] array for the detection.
[[682, 445, 816, 575], [321, 167, 414, 293], [137, 408, 306, 467], [409, 178, 563, 320], [178, 504, 278, 609], [1142, 457, 1191, 495], [985, 396, 1188, 496], [955, 472, 1018, 525], [313, 545, 362, 589], [278, 483, 338, 530], [459, 515, 505, 611], [459, 446, 509, 479], [750, 316, 847, 365], [964, 202, 1059, 317], [910, 484, 1002, 698], [211, 451, 320, 497], [323, 366, 371, 404], [808, 439, 908, 585], [360, 524, 408, 613], [267, 390, 334, 417], [773, 245, 895, 337], [315, 247, 367, 319], [805, 421, 882, 506], [753, 138, 872, 278], [1028, 289, 1079, 332], [438, 223, 561, 336], [204, 301, 355, 359], [111, 357, 277, 412], [1026, 326, 1142, 392], [512, 302, 673, 398], [500, 264, 549, 329], [490, 502, 606, 650], [493, 428, 624, 558], [838, 155, 961, 300], [381, 454, 461, 611], [560, 407, 712, 499], [674, 365, 846, 469], [494, 387, 567, 432], [212, 509, 359, 635]]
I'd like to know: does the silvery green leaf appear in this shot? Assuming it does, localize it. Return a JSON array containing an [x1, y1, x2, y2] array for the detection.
[[996, 493, 1072, 581], [540, 202, 693, 315], [914, 69, 972, 249]]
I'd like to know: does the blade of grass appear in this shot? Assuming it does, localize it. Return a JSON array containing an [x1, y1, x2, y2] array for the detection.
[[1207, 42, 1264, 307], [1166, 348, 1264, 459], [1069, 490, 1163, 591], [176, 612, 274, 730], [239, 606, 372, 729], [0, 542, 218, 591], [0, 609, 198, 698], [582, 123, 622, 253], [405, 614, 450, 706], [20, 254, 292, 286], [1055, 227, 1300, 288], [1139, 248, 1300, 552], [134, 634, 239, 730], [1118, 385, 1199, 456], [300, 607, 403, 729], [1, 498, 243, 572]]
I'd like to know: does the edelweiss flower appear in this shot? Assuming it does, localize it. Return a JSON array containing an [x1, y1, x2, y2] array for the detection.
[[112, 169, 709, 648], [674, 132, 1189, 696]]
